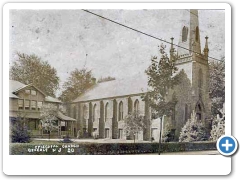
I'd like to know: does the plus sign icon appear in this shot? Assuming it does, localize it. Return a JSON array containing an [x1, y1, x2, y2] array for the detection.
[[217, 135, 238, 156]]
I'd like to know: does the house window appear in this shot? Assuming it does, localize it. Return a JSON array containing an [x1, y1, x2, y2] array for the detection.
[[182, 26, 188, 42], [93, 104, 97, 122], [25, 89, 30, 94], [25, 100, 30, 110], [134, 99, 139, 116], [31, 90, 37, 95], [38, 101, 43, 111], [31, 100, 37, 110], [119, 101, 123, 121], [18, 99, 24, 110], [195, 26, 199, 42], [105, 103, 109, 122]]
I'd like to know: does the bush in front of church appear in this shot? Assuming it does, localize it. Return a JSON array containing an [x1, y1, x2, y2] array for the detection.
[[209, 114, 225, 141], [179, 111, 208, 142]]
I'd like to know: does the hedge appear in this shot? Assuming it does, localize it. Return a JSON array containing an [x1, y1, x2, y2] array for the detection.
[[9, 141, 217, 155]]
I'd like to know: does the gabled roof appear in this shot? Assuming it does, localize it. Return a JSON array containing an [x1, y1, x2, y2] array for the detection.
[[9, 80, 61, 103], [9, 80, 25, 98], [73, 73, 149, 102], [14, 83, 46, 96]]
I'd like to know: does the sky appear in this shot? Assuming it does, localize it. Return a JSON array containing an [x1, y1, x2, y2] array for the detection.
[[9, 9, 225, 95]]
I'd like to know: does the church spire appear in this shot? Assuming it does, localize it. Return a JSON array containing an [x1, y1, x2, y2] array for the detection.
[[203, 36, 209, 60], [177, 9, 201, 57]]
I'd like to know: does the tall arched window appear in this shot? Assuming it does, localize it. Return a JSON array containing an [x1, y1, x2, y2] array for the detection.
[[195, 26, 199, 42], [73, 105, 76, 119], [185, 104, 188, 122], [196, 103, 202, 120], [105, 102, 109, 122], [119, 101, 123, 121], [198, 69, 203, 88], [93, 104, 97, 122], [182, 26, 188, 42], [134, 99, 139, 116], [83, 105, 88, 119]]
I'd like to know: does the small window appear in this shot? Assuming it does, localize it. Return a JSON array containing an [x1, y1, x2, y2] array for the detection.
[[31, 100, 37, 110], [38, 101, 43, 111], [25, 90, 30, 94], [25, 100, 30, 110], [31, 90, 37, 95], [18, 99, 24, 110]]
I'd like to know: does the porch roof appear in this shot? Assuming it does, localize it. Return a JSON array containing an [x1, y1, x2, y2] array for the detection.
[[56, 111, 76, 121]]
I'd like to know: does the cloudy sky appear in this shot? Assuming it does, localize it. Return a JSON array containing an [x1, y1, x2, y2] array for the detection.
[[9, 9, 225, 94]]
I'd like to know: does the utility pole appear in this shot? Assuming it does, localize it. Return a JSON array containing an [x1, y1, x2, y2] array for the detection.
[[158, 115, 165, 155]]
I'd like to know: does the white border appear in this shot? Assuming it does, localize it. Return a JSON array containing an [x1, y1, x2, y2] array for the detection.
[[3, 3, 231, 175]]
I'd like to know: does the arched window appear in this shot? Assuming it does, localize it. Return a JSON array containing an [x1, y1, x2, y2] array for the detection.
[[182, 26, 188, 42], [105, 102, 109, 122], [196, 103, 202, 120], [93, 104, 97, 122], [134, 99, 139, 116], [195, 26, 199, 42], [83, 105, 88, 119], [185, 104, 188, 122], [73, 105, 76, 119], [119, 101, 123, 121], [198, 69, 203, 88]]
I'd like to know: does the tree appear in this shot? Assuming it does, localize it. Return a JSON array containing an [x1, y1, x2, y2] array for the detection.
[[98, 76, 116, 83], [145, 44, 183, 118], [11, 112, 31, 143], [209, 57, 225, 116], [179, 111, 208, 142], [123, 111, 146, 143], [59, 68, 95, 102], [10, 52, 60, 97], [209, 108, 225, 141], [40, 104, 59, 140]]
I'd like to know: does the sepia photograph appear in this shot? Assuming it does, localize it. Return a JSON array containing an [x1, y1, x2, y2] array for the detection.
[[8, 7, 225, 156]]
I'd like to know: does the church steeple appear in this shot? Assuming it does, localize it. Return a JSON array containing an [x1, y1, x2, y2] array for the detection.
[[177, 9, 201, 57]]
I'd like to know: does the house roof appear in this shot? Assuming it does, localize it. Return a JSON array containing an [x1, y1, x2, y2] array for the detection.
[[9, 80, 25, 98], [73, 73, 149, 102], [57, 111, 76, 121], [9, 80, 61, 103]]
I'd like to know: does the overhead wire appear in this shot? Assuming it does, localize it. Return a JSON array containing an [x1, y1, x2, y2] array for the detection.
[[82, 9, 223, 62]]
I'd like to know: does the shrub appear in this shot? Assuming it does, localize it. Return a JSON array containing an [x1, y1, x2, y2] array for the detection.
[[179, 111, 208, 142], [11, 120, 31, 143], [209, 114, 225, 141]]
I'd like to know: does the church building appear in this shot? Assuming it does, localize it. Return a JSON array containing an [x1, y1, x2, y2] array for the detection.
[[67, 9, 211, 141]]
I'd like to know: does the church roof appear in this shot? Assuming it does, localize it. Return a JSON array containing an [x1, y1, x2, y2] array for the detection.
[[73, 73, 149, 102]]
